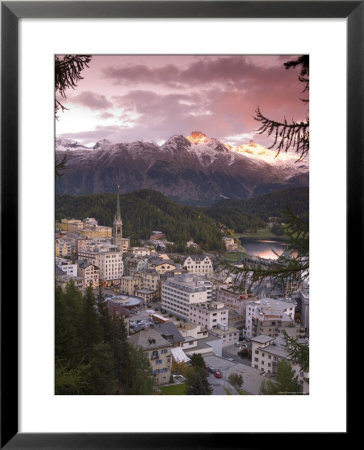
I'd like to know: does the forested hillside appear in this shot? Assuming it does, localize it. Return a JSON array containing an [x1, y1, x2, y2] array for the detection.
[[56, 189, 225, 251], [56, 187, 308, 247], [200, 186, 309, 232]]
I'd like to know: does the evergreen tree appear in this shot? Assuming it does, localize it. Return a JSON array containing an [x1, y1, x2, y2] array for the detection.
[[190, 353, 207, 370], [259, 360, 301, 395], [55, 359, 90, 395], [55, 55, 91, 117], [283, 330, 309, 373], [83, 342, 118, 395], [96, 285, 113, 343], [111, 315, 131, 394], [80, 286, 102, 361], [185, 366, 212, 395], [126, 346, 154, 395], [55, 286, 77, 362]]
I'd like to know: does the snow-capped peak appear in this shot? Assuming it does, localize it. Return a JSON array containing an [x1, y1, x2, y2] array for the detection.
[[186, 131, 211, 145], [224, 140, 307, 165]]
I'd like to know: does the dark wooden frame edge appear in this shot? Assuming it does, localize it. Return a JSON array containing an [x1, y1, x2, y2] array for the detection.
[[1, 1, 356, 448]]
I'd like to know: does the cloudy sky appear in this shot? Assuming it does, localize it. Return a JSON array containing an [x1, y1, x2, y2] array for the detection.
[[56, 54, 308, 148]]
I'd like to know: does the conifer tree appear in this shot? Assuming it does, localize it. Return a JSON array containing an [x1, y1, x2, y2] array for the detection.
[[259, 360, 301, 395], [83, 342, 118, 395], [96, 285, 113, 343], [80, 286, 102, 361], [111, 315, 131, 394], [126, 346, 154, 395]]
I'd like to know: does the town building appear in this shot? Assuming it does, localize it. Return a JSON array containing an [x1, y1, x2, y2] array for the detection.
[[298, 289, 309, 334], [189, 301, 229, 330], [55, 239, 75, 258], [77, 260, 100, 289], [135, 288, 157, 304], [154, 322, 185, 348], [142, 270, 161, 294], [209, 323, 240, 347], [59, 218, 83, 232], [245, 298, 300, 339], [183, 255, 214, 276], [222, 236, 238, 251], [178, 323, 222, 357], [251, 335, 309, 393], [123, 254, 149, 277], [216, 287, 255, 318], [120, 275, 143, 296], [128, 329, 172, 385], [161, 274, 209, 320], [131, 247, 151, 257], [55, 258, 78, 277], [77, 247, 123, 287], [148, 258, 176, 275]]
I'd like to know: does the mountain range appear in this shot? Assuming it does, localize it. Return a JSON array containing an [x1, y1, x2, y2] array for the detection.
[[55, 131, 308, 206]]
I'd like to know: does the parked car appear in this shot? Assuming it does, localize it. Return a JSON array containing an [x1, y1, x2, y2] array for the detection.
[[208, 367, 217, 374], [214, 371, 222, 378], [234, 342, 242, 348]]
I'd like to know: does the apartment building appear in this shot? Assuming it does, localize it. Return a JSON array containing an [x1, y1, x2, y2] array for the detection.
[[161, 274, 208, 320], [251, 335, 309, 393], [189, 301, 229, 330], [209, 323, 240, 347], [183, 255, 214, 276], [55, 258, 78, 277], [120, 275, 143, 296], [245, 298, 298, 339], [77, 261, 99, 289], [129, 329, 172, 386]]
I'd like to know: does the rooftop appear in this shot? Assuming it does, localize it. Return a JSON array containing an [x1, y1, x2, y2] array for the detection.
[[155, 322, 185, 344], [128, 328, 172, 350], [251, 335, 275, 345]]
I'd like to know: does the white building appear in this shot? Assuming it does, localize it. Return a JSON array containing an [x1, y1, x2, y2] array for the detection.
[[55, 258, 78, 277], [245, 298, 297, 339], [131, 247, 151, 257], [161, 274, 208, 320], [299, 289, 309, 333], [209, 323, 240, 347], [189, 301, 229, 330], [183, 255, 214, 276], [77, 247, 123, 285]]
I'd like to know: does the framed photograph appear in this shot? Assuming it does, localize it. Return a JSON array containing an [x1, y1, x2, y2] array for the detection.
[[1, 1, 356, 447]]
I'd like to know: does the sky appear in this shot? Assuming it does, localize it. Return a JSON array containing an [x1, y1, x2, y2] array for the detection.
[[56, 54, 308, 148]]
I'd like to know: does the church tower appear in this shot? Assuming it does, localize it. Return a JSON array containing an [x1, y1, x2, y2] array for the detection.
[[113, 186, 123, 250]]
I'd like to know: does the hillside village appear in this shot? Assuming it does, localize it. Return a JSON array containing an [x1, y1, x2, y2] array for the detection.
[[56, 190, 309, 395]]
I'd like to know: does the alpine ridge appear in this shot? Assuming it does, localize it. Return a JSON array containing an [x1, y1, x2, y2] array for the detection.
[[55, 132, 308, 205]]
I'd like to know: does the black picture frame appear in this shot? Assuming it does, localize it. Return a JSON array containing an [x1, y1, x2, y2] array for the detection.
[[1, 1, 355, 447]]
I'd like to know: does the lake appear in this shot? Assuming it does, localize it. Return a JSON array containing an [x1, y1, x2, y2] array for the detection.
[[240, 238, 289, 260]]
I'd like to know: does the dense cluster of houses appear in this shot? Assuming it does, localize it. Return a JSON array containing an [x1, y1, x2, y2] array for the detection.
[[55, 192, 309, 391]]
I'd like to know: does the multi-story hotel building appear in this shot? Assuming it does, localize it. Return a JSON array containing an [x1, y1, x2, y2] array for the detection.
[[161, 274, 208, 320]]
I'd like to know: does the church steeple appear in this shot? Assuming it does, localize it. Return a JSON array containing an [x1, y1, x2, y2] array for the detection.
[[113, 185, 123, 244], [115, 185, 122, 223]]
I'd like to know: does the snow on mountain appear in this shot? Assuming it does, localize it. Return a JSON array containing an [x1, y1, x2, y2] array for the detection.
[[56, 137, 93, 152], [55, 131, 308, 204]]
